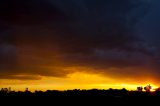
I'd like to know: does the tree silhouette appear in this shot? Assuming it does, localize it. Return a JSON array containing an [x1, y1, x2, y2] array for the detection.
[[137, 86, 143, 92], [144, 84, 152, 92]]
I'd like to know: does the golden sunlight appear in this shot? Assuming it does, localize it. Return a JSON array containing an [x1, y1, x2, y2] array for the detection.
[[0, 72, 158, 91]]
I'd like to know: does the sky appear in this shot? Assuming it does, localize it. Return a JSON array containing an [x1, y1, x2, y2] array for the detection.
[[0, 0, 160, 91]]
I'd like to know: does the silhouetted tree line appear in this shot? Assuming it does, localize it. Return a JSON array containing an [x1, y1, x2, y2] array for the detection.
[[1, 87, 160, 98]]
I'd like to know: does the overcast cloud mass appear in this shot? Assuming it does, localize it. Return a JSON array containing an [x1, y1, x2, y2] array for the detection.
[[0, 0, 160, 81]]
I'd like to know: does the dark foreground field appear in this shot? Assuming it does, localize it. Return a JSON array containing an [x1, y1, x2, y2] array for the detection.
[[1, 89, 160, 105]]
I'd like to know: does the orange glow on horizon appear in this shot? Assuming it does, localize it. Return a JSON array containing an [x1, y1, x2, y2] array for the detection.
[[0, 72, 159, 91]]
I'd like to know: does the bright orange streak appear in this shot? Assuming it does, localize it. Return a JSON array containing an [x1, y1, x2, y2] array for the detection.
[[0, 72, 158, 91]]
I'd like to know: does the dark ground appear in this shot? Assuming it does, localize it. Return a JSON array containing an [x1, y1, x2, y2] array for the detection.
[[0, 89, 160, 105]]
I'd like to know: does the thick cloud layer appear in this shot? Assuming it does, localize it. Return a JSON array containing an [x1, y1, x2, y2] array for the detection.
[[0, 0, 159, 80]]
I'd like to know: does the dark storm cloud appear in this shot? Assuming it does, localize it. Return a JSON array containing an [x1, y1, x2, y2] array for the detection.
[[0, 0, 159, 80]]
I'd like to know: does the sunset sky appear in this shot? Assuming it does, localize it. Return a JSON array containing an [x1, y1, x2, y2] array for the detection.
[[0, 0, 160, 91]]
